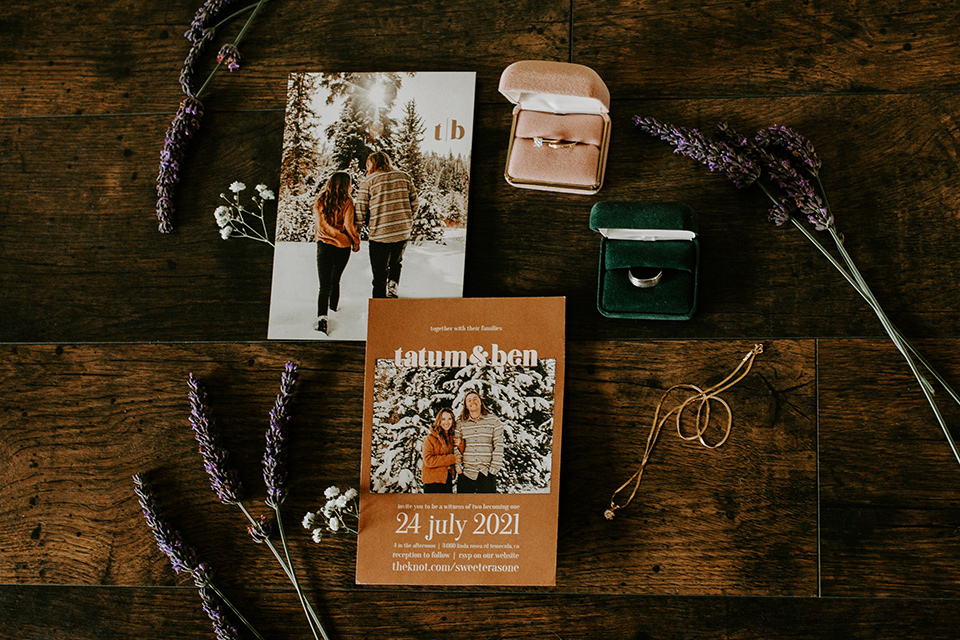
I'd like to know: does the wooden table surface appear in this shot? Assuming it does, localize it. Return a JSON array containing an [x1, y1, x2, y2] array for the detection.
[[4, 1, 960, 638]]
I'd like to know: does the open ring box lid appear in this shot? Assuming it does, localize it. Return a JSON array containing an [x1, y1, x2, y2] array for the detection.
[[589, 201, 700, 320], [499, 60, 611, 195]]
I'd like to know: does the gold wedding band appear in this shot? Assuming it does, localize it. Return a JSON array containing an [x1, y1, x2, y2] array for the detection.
[[627, 267, 663, 288], [533, 137, 578, 149]]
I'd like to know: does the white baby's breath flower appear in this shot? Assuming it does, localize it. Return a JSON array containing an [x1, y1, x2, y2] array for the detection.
[[302, 512, 316, 530], [322, 502, 335, 518], [220, 226, 233, 239], [324, 486, 340, 499], [328, 517, 340, 532], [260, 188, 275, 200], [214, 205, 231, 227], [311, 528, 323, 543], [229, 181, 246, 193], [343, 488, 358, 500]]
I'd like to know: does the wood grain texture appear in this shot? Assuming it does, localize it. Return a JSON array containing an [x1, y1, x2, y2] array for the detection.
[[4, 94, 960, 341], [0, 341, 814, 596], [818, 338, 960, 597], [3, 585, 960, 640], [5, 0, 960, 635], [0, 0, 569, 117], [573, 0, 960, 98]]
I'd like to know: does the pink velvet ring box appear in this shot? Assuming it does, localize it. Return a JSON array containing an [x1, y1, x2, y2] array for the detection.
[[499, 60, 611, 194]]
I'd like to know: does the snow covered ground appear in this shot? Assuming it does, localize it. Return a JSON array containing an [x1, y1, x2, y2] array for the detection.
[[267, 235, 465, 341]]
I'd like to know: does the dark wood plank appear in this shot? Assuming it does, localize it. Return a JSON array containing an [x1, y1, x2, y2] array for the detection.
[[0, 340, 815, 596], [3, 585, 960, 640], [4, 94, 960, 342], [0, 111, 282, 342], [6, 1, 959, 117], [819, 338, 960, 597], [574, 0, 960, 98], [0, 0, 569, 117]]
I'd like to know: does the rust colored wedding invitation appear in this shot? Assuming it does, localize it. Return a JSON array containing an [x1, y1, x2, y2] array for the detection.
[[356, 297, 566, 586]]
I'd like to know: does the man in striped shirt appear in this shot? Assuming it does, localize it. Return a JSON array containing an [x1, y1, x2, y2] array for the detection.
[[355, 151, 418, 298], [455, 390, 504, 494]]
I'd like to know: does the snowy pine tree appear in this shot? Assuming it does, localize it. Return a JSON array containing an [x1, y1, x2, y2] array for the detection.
[[393, 99, 425, 188], [277, 72, 326, 241]]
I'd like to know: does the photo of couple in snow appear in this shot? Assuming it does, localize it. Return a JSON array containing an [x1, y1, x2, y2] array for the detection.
[[268, 71, 475, 340], [369, 359, 558, 495]]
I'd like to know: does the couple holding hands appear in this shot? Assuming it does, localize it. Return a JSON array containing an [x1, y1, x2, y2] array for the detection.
[[421, 390, 504, 494], [312, 150, 418, 335]]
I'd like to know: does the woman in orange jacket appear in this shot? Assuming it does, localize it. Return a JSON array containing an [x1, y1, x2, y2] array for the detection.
[[421, 408, 463, 493], [313, 171, 361, 335]]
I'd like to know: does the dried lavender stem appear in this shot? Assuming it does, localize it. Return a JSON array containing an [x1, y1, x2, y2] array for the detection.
[[827, 225, 960, 466], [237, 502, 329, 640], [203, 580, 267, 640], [211, 2, 259, 31], [274, 505, 321, 640], [196, 0, 269, 98]]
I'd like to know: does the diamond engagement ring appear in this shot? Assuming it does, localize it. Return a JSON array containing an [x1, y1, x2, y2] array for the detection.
[[627, 267, 663, 288], [533, 137, 578, 149]]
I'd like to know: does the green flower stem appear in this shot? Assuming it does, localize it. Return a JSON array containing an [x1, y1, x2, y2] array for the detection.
[[196, 0, 270, 99], [273, 504, 325, 640], [787, 218, 960, 405], [827, 225, 960, 466], [788, 219, 932, 395], [229, 215, 273, 246], [236, 503, 329, 640], [212, 3, 259, 31], [257, 202, 271, 244], [783, 209, 960, 465], [811, 176, 960, 406], [204, 580, 267, 640]]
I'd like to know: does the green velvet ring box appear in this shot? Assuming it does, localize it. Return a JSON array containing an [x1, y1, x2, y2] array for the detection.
[[589, 201, 699, 320]]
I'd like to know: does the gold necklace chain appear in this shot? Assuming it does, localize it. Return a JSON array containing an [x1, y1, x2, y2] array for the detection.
[[604, 344, 764, 520]]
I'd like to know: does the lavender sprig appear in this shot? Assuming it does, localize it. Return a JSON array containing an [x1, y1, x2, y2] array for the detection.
[[155, 0, 269, 232], [264, 361, 298, 507], [635, 115, 761, 188], [188, 373, 244, 504], [192, 563, 242, 640], [756, 148, 832, 230], [247, 514, 273, 543], [637, 115, 960, 468], [133, 475, 263, 640], [132, 473, 199, 574], [156, 97, 204, 233], [179, 31, 215, 97], [186, 0, 243, 44], [217, 44, 242, 72], [181, 362, 328, 640], [756, 123, 822, 176]]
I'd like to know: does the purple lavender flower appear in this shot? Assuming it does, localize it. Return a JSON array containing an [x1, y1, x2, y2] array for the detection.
[[156, 97, 205, 233], [757, 148, 832, 230], [193, 564, 241, 640], [188, 373, 244, 504], [635, 115, 761, 188], [132, 473, 200, 574], [185, 0, 242, 44], [263, 361, 299, 507], [179, 35, 214, 97], [217, 44, 242, 72], [767, 201, 791, 226], [247, 514, 273, 543], [757, 124, 822, 176], [715, 121, 754, 151]]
